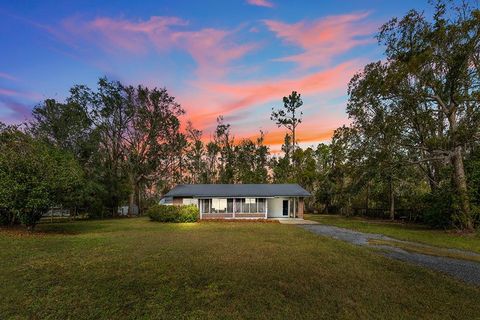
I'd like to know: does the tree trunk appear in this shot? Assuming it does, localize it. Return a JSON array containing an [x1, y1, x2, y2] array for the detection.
[[451, 146, 473, 230], [128, 175, 136, 216], [448, 109, 473, 230], [426, 162, 439, 192], [389, 178, 395, 221], [365, 181, 369, 216]]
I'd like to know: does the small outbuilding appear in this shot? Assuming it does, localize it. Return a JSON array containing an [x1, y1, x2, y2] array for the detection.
[[163, 184, 311, 219]]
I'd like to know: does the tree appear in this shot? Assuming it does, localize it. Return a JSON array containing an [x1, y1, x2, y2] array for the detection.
[[347, 62, 407, 220], [374, 1, 480, 229], [271, 91, 303, 153], [0, 125, 84, 230], [68, 78, 131, 216], [30, 99, 94, 162], [271, 134, 294, 183], [185, 121, 206, 183], [123, 84, 184, 214], [214, 116, 235, 183], [235, 132, 270, 183]]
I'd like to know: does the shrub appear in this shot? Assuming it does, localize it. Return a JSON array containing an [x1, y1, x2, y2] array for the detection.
[[421, 188, 454, 228], [147, 204, 198, 223]]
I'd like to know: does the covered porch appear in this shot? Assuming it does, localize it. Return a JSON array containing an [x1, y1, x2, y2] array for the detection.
[[198, 197, 304, 219]]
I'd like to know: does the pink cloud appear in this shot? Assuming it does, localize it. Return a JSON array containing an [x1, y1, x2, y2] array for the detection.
[[251, 127, 334, 145], [179, 59, 362, 131], [35, 13, 372, 146], [0, 72, 17, 81], [0, 87, 41, 101], [59, 16, 256, 78], [203, 59, 359, 113], [59, 16, 185, 54], [0, 88, 20, 96], [264, 12, 376, 69], [247, 0, 274, 8], [0, 97, 32, 124], [171, 28, 257, 78]]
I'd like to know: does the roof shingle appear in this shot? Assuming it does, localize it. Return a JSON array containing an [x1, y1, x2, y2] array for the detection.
[[164, 184, 311, 198]]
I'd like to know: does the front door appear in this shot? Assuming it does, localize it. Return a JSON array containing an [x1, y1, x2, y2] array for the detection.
[[282, 200, 288, 216]]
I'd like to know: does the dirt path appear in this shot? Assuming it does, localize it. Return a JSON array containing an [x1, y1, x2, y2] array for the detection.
[[299, 224, 480, 286]]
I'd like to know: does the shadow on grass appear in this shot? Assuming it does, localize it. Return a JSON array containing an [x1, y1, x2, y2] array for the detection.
[[0, 219, 111, 237]]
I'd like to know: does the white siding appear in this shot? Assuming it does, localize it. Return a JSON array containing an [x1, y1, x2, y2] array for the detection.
[[267, 197, 289, 217], [182, 198, 198, 206]]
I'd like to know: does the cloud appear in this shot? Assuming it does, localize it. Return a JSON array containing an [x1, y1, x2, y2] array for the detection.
[[24, 11, 375, 146], [264, 12, 376, 69], [172, 28, 257, 78], [178, 59, 362, 134], [256, 127, 335, 145], [0, 72, 17, 81], [247, 0, 274, 8], [58, 16, 256, 78], [0, 96, 32, 124], [0, 88, 20, 96], [0, 87, 42, 100], [201, 59, 360, 114], [70, 16, 186, 53]]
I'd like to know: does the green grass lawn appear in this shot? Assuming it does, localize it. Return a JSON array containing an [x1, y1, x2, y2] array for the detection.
[[1, 218, 479, 319], [305, 214, 480, 254]]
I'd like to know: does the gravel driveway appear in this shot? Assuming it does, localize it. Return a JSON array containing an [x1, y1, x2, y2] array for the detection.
[[299, 224, 480, 286]]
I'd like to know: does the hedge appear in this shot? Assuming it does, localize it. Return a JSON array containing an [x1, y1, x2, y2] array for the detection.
[[147, 204, 199, 223]]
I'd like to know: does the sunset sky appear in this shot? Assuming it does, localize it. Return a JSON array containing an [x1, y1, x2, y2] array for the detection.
[[0, 0, 434, 150]]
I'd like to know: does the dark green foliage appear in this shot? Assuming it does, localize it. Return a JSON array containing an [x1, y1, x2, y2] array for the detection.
[[0, 209, 11, 226], [271, 91, 303, 151], [422, 189, 455, 228], [147, 205, 198, 223], [325, 1, 480, 230], [0, 125, 85, 230]]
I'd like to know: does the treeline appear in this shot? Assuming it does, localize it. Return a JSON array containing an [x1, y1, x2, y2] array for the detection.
[[326, 1, 480, 230], [1, 1, 479, 231]]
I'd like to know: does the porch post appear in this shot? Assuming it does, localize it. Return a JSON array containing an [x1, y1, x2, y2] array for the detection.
[[233, 198, 236, 219], [265, 199, 268, 219], [293, 197, 296, 218]]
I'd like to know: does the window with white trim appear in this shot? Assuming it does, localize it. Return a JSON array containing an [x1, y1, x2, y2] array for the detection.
[[245, 198, 256, 213], [257, 198, 266, 213], [199, 199, 211, 213], [212, 198, 227, 213]]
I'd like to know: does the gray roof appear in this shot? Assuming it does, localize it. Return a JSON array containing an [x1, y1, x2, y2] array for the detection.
[[164, 184, 311, 198]]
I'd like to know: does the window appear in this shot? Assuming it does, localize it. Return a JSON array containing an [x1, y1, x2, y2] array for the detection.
[[289, 198, 297, 216], [257, 198, 266, 213], [227, 199, 234, 213], [234, 198, 244, 213], [245, 198, 257, 213], [212, 198, 227, 213], [200, 199, 211, 214]]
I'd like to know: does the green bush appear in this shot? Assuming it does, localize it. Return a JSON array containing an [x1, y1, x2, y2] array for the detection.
[[147, 204, 198, 223], [421, 188, 454, 228]]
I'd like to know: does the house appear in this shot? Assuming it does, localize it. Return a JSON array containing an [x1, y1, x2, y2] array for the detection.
[[163, 184, 311, 219], [118, 204, 138, 216]]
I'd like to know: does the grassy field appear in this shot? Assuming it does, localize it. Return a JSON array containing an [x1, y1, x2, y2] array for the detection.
[[1, 218, 479, 319], [305, 214, 480, 254]]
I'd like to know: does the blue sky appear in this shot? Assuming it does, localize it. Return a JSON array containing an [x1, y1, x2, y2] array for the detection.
[[0, 0, 436, 149]]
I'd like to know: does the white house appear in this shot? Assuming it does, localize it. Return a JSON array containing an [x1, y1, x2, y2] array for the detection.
[[163, 184, 310, 219]]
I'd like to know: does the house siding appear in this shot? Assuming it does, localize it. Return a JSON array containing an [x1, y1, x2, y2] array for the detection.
[[172, 197, 183, 205], [267, 197, 289, 218]]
